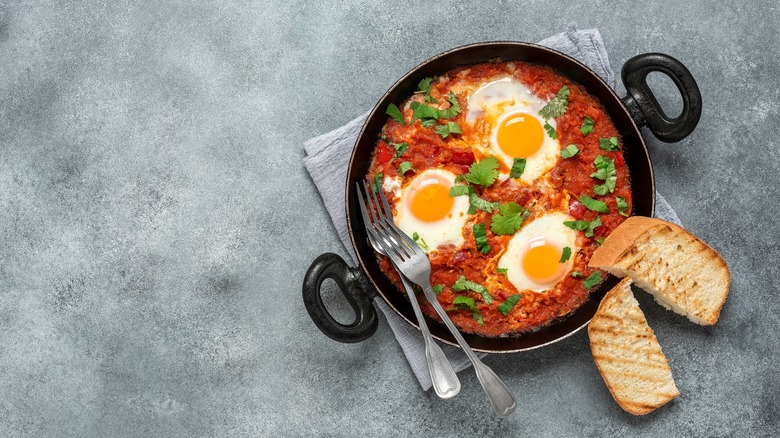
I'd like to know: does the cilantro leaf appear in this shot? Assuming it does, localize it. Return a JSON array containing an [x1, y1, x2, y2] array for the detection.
[[579, 195, 609, 213], [452, 275, 493, 304], [563, 216, 601, 238], [561, 144, 579, 159], [412, 232, 428, 250], [398, 161, 414, 175], [581, 116, 594, 135], [438, 92, 461, 119], [473, 222, 491, 254], [583, 271, 603, 289], [544, 120, 557, 139], [420, 119, 437, 128], [497, 294, 522, 316], [432, 284, 444, 295], [410, 101, 440, 126], [491, 202, 530, 235], [449, 184, 470, 197], [539, 86, 570, 119], [560, 246, 572, 263], [386, 104, 404, 125], [469, 192, 499, 213], [464, 156, 500, 186], [510, 158, 526, 178], [372, 172, 383, 193], [416, 77, 432, 95], [496, 267, 508, 278], [616, 196, 629, 217], [591, 155, 617, 195], [391, 142, 408, 158], [452, 295, 484, 325], [435, 120, 462, 138], [599, 136, 620, 151]]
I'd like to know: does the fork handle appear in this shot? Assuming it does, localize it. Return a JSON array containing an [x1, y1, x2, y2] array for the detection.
[[303, 253, 378, 343]]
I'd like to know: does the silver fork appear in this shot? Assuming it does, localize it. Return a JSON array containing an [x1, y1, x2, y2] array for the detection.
[[360, 180, 517, 417], [357, 183, 461, 399]]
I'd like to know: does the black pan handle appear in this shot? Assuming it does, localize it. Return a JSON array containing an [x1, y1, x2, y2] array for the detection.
[[620, 53, 702, 143], [302, 253, 378, 343]]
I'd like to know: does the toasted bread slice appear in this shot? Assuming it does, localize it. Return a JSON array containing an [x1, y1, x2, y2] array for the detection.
[[589, 277, 679, 415], [589, 216, 729, 325]]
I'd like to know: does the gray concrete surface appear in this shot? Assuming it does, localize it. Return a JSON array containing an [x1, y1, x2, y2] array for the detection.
[[0, 0, 778, 436]]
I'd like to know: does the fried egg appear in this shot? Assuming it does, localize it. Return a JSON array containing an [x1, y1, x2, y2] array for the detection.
[[467, 77, 561, 184], [393, 169, 470, 253], [498, 211, 577, 293]]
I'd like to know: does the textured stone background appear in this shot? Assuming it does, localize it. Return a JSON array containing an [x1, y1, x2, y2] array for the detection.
[[0, 1, 778, 436]]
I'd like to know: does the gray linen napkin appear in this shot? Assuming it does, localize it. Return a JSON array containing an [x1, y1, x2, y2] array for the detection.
[[303, 26, 682, 391]]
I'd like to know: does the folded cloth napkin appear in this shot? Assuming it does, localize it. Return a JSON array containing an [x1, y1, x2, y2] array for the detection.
[[303, 26, 682, 391]]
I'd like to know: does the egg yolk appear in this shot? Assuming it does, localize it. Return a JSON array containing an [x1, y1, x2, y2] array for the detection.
[[408, 176, 454, 222], [522, 238, 564, 282], [497, 112, 545, 158]]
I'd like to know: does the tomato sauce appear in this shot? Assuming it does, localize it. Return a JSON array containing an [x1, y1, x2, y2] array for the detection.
[[367, 61, 631, 337]]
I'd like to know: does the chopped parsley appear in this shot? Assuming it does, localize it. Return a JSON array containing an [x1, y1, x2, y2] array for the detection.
[[539, 86, 570, 119], [372, 172, 383, 193], [452, 296, 484, 325], [432, 284, 444, 295], [415, 77, 433, 97], [452, 275, 493, 304], [412, 232, 428, 250], [579, 194, 609, 213], [398, 161, 414, 175], [438, 92, 461, 119], [561, 144, 579, 159], [544, 121, 557, 139], [473, 222, 491, 254], [386, 104, 405, 125], [496, 267, 508, 278], [491, 202, 530, 236], [410, 102, 440, 127], [435, 120, 462, 138], [583, 271, 603, 289], [509, 158, 526, 178], [563, 216, 602, 238], [581, 115, 595, 135], [449, 184, 470, 197], [391, 142, 408, 158], [497, 294, 522, 316], [464, 156, 500, 187], [616, 196, 629, 217], [591, 155, 617, 195], [469, 192, 499, 213], [599, 136, 620, 151], [560, 246, 572, 263]]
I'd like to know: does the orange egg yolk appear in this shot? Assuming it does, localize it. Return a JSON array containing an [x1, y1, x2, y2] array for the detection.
[[408, 176, 454, 222], [497, 112, 545, 158], [522, 238, 564, 283]]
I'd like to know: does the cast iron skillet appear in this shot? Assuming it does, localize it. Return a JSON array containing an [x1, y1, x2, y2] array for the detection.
[[302, 42, 701, 353]]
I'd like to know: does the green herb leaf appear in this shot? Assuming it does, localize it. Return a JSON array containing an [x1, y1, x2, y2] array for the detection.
[[539, 86, 570, 119], [596, 237, 605, 246], [412, 232, 428, 250], [432, 284, 444, 295], [386, 104, 404, 125], [469, 192, 499, 213], [410, 101, 440, 126], [583, 271, 603, 289], [571, 271, 583, 278], [616, 196, 629, 217], [391, 142, 408, 158], [372, 172, 383, 193], [497, 294, 522, 316], [452, 275, 493, 304], [561, 144, 579, 159], [510, 158, 526, 178], [496, 267, 508, 278], [491, 202, 530, 235], [416, 77, 432, 95], [560, 246, 572, 263], [599, 136, 620, 151], [581, 116, 594, 135], [473, 222, 491, 254], [563, 216, 602, 238], [435, 120, 462, 138], [438, 92, 461, 119], [544, 120, 557, 139], [449, 184, 470, 197], [420, 119, 437, 128], [398, 161, 414, 175], [591, 155, 617, 195], [452, 295, 484, 325], [464, 156, 500, 186], [579, 195, 609, 213]]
